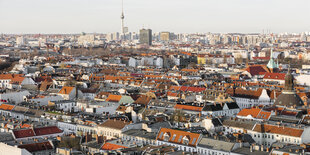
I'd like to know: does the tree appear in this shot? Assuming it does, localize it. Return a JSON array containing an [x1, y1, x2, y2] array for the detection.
[[58, 137, 81, 150]]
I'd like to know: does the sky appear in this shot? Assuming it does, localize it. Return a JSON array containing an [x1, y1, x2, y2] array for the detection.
[[0, 0, 310, 34]]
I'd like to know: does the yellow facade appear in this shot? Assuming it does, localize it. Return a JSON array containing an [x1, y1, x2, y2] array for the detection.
[[197, 56, 206, 64]]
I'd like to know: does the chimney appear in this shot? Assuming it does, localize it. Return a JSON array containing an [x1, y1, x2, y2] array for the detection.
[[96, 135, 103, 144], [85, 133, 92, 143]]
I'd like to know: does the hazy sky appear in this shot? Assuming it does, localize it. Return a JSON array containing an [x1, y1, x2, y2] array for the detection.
[[1, 0, 310, 34]]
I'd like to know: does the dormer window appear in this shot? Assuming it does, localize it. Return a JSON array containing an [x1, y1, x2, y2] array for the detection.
[[163, 132, 170, 141], [182, 136, 190, 145]]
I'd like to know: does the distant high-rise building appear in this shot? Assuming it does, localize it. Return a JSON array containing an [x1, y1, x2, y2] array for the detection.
[[160, 32, 171, 41], [139, 29, 152, 46]]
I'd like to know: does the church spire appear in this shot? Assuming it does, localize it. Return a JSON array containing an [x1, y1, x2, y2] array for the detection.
[[284, 67, 294, 91]]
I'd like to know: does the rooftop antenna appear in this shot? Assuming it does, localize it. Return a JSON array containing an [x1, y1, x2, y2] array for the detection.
[[121, 0, 125, 35]]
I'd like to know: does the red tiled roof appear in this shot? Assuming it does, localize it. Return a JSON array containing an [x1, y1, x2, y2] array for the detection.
[[34, 126, 62, 136], [256, 111, 271, 119], [244, 65, 269, 76], [253, 124, 304, 137], [174, 104, 203, 112], [106, 94, 122, 102], [169, 86, 181, 91], [237, 108, 261, 118], [13, 129, 35, 138], [58, 86, 74, 95], [18, 141, 53, 153], [187, 87, 206, 92], [0, 104, 15, 111], [179, 86, 189, 92], [101, 142, 127, 150], [167, 92, 178, 97], [156, 128, 201, 146], [263, 73, 286, 80], [0, 74, 14, 80]]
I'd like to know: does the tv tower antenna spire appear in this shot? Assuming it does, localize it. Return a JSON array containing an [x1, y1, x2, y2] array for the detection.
[[121, 0, 125, 35]]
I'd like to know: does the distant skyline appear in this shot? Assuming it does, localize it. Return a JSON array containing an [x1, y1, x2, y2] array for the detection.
[[0, 0, 310, 34]]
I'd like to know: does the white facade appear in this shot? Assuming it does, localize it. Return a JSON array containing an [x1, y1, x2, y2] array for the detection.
[[0, 143, 32, 155], [0, 90, 30, 104]]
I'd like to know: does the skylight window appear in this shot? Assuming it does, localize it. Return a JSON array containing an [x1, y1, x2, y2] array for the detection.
[[178, 136, 183, 142]]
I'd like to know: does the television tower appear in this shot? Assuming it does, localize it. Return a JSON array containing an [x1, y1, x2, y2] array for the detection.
[[121, 0, 125, 35]]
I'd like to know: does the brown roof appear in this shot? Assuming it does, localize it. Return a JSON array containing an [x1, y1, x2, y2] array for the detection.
[[134, 95, 152, 106], [99, 119, 131, 130], [244, 65, 269, 76], [253, 124, 304, 137], [18, 141, 53, 152]]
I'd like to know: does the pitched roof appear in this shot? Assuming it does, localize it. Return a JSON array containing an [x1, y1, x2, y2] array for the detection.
[[237, 108, 261, 118], [253, 124, 304, 137], [106, 94, 122, 102], [0, 104, 15, 111], [156, 128, 201, 146], [13, 129, 35, 138], [198, 138, 235, 152], [58, 86, 74, 95], [225, 88, 264, 99], [181, 69, 198, 72], [263, 73, 286, 80], [222, 119, 256, 130], [169, 86, 181, 91], [244, 65, 269, 76], [101, 142, 127, 150], [33, 126, 62, 136], [134, 95, 151, 106], [99, 119, 131, 130], [18, 141, 53, 153], [174, 104, 203, 112], [167, 92, 178, 97], [0, 74, 13, 80]]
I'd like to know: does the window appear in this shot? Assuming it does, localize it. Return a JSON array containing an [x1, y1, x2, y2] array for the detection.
[[192, 138, 197, 145], [164, 133, 170, 141], [178, 136, 183, 142], [171, 134, 177, 141], [159, 132, 164, 138], [183, 136, 189, 145]]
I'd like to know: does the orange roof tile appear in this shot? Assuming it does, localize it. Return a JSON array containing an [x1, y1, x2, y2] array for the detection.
[[174, 104, 203, 112], [0, 104, 15, 111], [101, 143, 127, 150], [237, 108, 261, 118], [156, 128, 201, 146], [0, 74, 14, 80], [106, 94, 122, 102], [58, 86, 74, 95], [253, 124, 304, 137], [181, 69, 198, 72]]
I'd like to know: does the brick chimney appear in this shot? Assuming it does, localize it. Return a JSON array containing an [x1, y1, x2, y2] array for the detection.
[[85, 133, 92, 143], [96, 135, 103, 144]]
